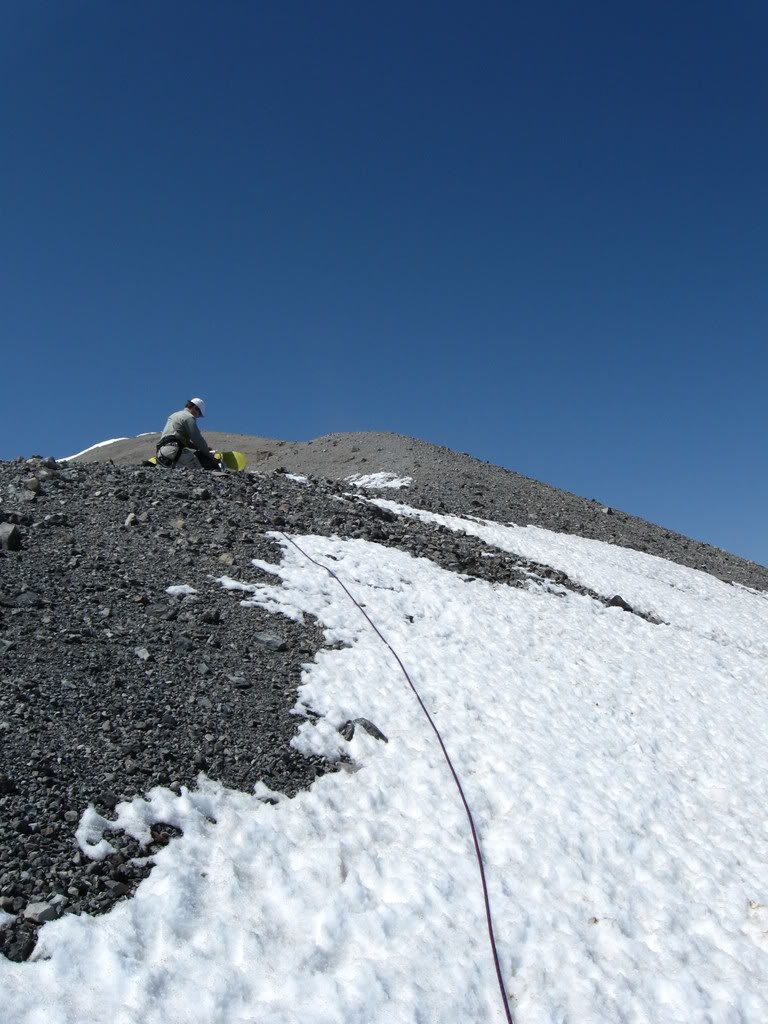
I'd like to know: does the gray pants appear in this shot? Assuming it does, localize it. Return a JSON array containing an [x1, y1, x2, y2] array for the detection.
[[157, 446, 214, 471]]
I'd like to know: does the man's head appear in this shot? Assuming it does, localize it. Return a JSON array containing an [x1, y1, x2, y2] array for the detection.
[[186, 397, 206, 418]]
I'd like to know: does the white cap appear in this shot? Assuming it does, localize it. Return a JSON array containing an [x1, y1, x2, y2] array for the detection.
[[189, 397, 206, 417]]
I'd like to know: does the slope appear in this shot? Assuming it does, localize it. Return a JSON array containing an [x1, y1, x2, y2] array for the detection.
[[1, 449, 767, 1022]]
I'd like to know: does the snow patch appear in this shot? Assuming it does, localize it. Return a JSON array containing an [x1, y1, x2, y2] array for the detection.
[[59, 438, 129, 461], [165, 584, 198, 596], [77, 782, 220, 862], [346, 471, 412, 489], [367, 497, 768, 658]]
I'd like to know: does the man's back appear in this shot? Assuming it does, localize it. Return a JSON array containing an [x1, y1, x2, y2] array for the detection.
[[161, 408, 207, 453]]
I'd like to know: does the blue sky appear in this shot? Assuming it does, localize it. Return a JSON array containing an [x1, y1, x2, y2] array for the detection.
[[2, 2, 766, 565]]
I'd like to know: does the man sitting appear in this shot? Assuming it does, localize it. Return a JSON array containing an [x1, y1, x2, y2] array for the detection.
[[156, 398, 220, 471]]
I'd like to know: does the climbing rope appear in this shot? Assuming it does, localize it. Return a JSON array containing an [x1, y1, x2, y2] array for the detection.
[[280, 533, 515, 1024]]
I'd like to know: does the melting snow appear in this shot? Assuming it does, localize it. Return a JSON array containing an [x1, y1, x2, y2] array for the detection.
[[165, 584, 198, 597], [2, 505, 768, 1023], [345, 471, 412, 489]]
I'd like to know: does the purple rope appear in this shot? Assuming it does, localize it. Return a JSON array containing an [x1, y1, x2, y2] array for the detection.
[[281, 533, 515, 1024]]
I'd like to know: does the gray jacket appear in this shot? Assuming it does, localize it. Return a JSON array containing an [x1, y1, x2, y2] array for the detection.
[[161, 409, 209, 454]]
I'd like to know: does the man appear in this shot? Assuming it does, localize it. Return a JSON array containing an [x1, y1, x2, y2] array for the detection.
[[156, 398, 220, 471]]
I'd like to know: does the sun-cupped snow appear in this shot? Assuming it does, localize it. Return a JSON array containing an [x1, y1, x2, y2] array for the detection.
[[59, 438, 130, 461], [345, 471, 412, 489], [2, 506, 767, 1023]]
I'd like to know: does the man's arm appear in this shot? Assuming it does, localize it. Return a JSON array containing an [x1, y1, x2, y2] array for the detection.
[[187, 418, 210, 454]]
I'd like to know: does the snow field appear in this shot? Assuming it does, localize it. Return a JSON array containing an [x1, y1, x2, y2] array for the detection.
[[1, 506, 767, 1022], [240, 530, 768, 1022], [369, 497, 768, 661]]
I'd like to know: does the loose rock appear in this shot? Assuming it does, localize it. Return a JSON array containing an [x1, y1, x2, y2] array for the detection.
[[0, 524, 21, 551], [23, 902, 57, 925]]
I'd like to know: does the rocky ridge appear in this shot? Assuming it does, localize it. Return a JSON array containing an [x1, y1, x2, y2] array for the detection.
[[0, 440, 765, 961]]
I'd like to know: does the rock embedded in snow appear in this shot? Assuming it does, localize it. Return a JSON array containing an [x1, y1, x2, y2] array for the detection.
[[607, 593, 635, 613], [338, 718, 389, 743]]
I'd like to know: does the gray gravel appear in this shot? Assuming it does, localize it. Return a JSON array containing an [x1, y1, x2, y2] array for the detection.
[[0, 460, 334, 960], [2, 431, 765, 961]]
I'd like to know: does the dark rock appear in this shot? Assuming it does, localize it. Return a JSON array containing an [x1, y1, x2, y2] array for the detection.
[[338, 718, 389, 743], [23, 901, 57, 924], [0, 524, 22, 551], [253, 633, 288, 652], [43, 513, 67, 527], [103, 880, 129, 897]]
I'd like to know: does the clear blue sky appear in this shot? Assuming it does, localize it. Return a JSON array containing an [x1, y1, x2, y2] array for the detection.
[[2, 2, 766, 565]]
